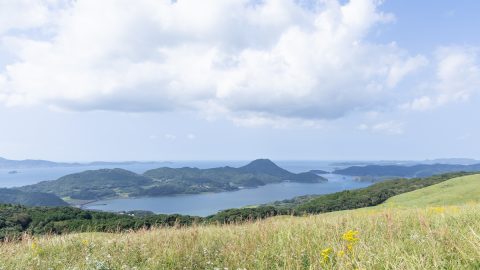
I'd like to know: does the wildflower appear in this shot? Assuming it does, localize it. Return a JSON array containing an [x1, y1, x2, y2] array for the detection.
[[321, 247, 333, 263], [342, 230, 359, 242], [31, 241, 43, 256], [342, 230, 360, 252], [82, 239, 89, 247], [337, 250, 345, 257], [428, 207, 445, 214]]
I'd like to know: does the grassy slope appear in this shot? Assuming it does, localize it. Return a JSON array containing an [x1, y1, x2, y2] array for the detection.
[[1, 205, 479, 269], [1, 175, 480, 269], [382, 174, 480, 208]]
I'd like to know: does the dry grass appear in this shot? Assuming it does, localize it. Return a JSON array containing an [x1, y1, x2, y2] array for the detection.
[[1, 203, 480, 269]]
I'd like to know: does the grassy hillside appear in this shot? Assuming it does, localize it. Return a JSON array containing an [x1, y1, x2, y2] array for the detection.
[[0, 204, 479, 269], [1, 173, 478, 269], [290, 172, 474, 214], [382, 174, 480, 208]]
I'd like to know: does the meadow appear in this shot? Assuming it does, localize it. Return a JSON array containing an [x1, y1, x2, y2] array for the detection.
[[1, 204, 479, 269], [381, 174, 480, 207], [1, 174, 479, 269]]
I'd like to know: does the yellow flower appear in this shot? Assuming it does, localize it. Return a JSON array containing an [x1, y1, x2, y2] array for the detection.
[[82, 239, 89, 247], [428, 207, 445, 214], [321, 247, 333, 263], [31, 241, 43, 256], [342, 230, 359, 243], [342, 230, 360, 252], [337, 250, 345, 257]]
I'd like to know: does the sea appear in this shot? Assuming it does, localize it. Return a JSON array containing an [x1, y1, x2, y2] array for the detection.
[[0, 160, 370, 216]]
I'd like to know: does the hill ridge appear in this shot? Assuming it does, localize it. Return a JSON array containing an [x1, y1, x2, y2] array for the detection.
[[19, 159, 326, 202]]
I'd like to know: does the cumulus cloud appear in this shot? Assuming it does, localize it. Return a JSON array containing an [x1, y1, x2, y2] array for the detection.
[[0, 0, 464, 124], [0, 0, 52, 34], [358, 121, 404, 135], [402, 47, 480, 111]]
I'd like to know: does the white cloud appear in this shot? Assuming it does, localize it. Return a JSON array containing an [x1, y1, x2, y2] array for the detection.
[[402, 47, 480, 111], [231, 112, 324, 129], [386, 54, 428, 88], [0, 0, 438, 123], [164, 134, 176, 140], [0, 0, 51, 34], [358, 121, 404, 135], [186, 133, 196, 140]]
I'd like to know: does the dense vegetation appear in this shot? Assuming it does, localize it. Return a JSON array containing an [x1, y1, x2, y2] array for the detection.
[[18, 159, 325, 201], [1, 172, 475, 240], [19, 168, 153, 200], [2, 198, 479, 269], [0, 189, 67, 207], [0, 204, 200, 241], [334, 163, 480, 178]]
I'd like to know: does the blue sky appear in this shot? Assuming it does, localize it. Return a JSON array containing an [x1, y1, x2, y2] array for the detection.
[[0, 0, 479, 161]]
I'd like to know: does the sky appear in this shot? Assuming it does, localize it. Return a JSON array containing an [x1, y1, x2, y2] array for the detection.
[[0, 0, 479, 162]]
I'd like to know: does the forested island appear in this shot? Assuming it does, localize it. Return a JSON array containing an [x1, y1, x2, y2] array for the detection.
[[15, 159, 326, 203], [334, 163, 480, 178]]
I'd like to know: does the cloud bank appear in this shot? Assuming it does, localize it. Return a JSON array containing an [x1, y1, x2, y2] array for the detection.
[[0, 0, 478, 124]]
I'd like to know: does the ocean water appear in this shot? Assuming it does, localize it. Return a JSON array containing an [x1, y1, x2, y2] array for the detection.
[[83, 174, 370, 216], [0, 160, 366, 216]]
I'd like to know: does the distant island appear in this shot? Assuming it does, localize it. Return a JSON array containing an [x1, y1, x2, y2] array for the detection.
[[330, 158, 480, 167], [0, 156, 165, 169], [334, 163, 480, 179], [17, 159, 326, 203]]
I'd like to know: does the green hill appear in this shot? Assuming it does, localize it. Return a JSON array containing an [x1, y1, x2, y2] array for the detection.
[[144, 159, 326, 186], [382, 174, 480, 207], [19, 168, 153, 200], [18, 159, 326, 201], [0, 189, 67, 207]]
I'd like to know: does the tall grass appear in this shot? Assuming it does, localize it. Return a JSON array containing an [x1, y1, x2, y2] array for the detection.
[[1, 203, 480, 269]]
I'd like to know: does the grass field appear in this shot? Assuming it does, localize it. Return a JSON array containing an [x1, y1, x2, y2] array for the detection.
[[1, 175, 479, 269], [382, 174, 480, 208]]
